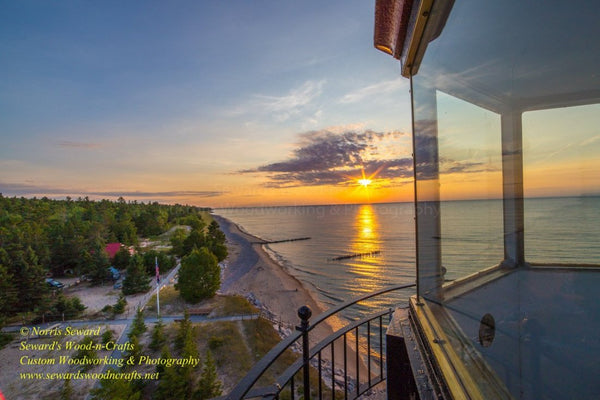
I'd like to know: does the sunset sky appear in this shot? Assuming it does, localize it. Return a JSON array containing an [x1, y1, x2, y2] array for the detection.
[[1, 2, 598, 208], [0, 1, 414, 207]]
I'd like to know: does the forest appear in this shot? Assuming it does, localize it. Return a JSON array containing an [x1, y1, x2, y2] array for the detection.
[[0, 194, 226, 328]]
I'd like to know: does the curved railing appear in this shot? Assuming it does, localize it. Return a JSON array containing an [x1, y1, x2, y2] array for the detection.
[[226, 283, 416, 400]]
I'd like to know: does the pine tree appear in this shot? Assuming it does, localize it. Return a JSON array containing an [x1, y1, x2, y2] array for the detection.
[[73, 336, 98, 371], [101, 329, 113, 345], [90, 369, 142, 400], [194, 350, 222, 400], [129, 308, 147, 338], [175, 310, 192, 351], [86, 238, 110, 285], [160, 309, 201, 399], [122, 254, 150, 295], [124, 335, 142, 366], [149, 319, 166, 351], [112, 294, 127, 315], [0, 262, 16, 327], [182, 230, 206, 256], [156, 345, 171, 377], [155, 346, 188, 400]]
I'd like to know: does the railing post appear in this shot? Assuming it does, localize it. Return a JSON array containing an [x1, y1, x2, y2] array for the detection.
[[296, 305, 312, 399]]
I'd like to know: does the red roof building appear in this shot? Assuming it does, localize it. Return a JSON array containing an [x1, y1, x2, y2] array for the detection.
[[105, 243, 122, 259]]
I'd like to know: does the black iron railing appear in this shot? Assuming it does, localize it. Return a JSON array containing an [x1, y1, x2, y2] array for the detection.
[[225, 283, 416, 400]]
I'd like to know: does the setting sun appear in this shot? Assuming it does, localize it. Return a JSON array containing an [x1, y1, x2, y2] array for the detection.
[[358, 178, 372, 187]]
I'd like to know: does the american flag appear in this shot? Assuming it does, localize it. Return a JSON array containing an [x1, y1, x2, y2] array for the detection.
[[155, 257, 160, 284]]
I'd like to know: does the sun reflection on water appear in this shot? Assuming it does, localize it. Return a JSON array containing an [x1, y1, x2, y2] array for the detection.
[[347, 205, 381, 291], [353, 204, 379, 252]]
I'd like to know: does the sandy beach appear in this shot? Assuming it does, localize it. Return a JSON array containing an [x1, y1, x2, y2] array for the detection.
[[213, 214, 366, 382], [215, 214, 327, 332]]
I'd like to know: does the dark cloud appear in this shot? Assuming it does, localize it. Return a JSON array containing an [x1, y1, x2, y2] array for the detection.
[[412, 125, 501, 179], [240, 129, 412, 187]]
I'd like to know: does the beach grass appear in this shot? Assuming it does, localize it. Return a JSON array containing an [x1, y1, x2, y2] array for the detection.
[[197, 321, 254, 388], [199, 210, 214, 225], [144, 286, 187, 315], [216, 295, 258, 316], [241, 317, 299, 387], [145, 292, 259, 318]]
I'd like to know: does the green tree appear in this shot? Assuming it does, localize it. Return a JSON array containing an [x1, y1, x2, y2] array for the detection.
[[84, 239, 111, 285], [206, 221, 227, 262], [110, 212, 137, 246], [52, 294, 86, 320], [122, 255, 150, 295], [177, 311, 199, 399], [194, 350, 222, 400], [129, 308, 147, 338], [143, 250, 175, 276], [169, 228, 188, 258], [134, 203, 168, 237], [48, 220, 86, 276], [112, 247, 131, 271], [101, 329, 113, 345], [176, 247, 220, 303], [207, 221, 225, 244], [9, 246, 48, 313], [208, 241, 227, 263], [155, 345, 170, 378], [175, 310, 193, 351], [149, 319, 166, 351], [182, 230, 206, 256], [73, 336, 98, 371], [112, 294, 127, 315], [155, 335, 195, 400], [0, 262, 16, 327], [155, 359, 188, 400], [185, 214, 205, 231], [90, 369, 141, 400], [124, 334, 142, 365]]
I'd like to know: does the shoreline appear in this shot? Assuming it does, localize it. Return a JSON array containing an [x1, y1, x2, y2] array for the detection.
[[213, 213, 366, 380], [213, 214, 327, 330]]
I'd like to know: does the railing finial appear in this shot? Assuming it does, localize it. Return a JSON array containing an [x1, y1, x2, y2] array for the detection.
[[297, 305, 312, 328]]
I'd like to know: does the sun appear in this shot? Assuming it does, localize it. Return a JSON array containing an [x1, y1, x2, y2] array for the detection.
[[358, 178, 372, 187]]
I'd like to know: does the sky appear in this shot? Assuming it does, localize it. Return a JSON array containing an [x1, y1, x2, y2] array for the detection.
[[0, 1, 414, 208], [2, 2, 597, 208]]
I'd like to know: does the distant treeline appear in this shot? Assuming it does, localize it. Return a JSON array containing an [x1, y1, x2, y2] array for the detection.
[[0, 194, 218, 326]]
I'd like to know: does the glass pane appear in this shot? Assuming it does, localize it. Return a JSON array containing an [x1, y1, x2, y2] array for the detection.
[[410, 0, 600, 398], [523, 104, 600, 264], [436, 91, 503, 280]]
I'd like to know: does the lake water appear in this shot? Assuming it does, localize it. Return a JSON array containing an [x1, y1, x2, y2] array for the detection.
[[215, 197, 600, 320]]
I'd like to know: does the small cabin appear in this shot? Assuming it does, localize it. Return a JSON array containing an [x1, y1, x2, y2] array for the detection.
[[376, 0, 600, 398]]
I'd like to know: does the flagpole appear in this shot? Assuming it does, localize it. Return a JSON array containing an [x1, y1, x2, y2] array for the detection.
[[155, 256, 160, 317]]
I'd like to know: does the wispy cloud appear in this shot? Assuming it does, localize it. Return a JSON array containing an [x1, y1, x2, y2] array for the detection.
[[228, 80, 325, 122], [240, 129, 411, 188], [581, 134, 600, 146], [339, 78, 406, 104], [55, 140, 103, 149], [0, 182, 224, 200]]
